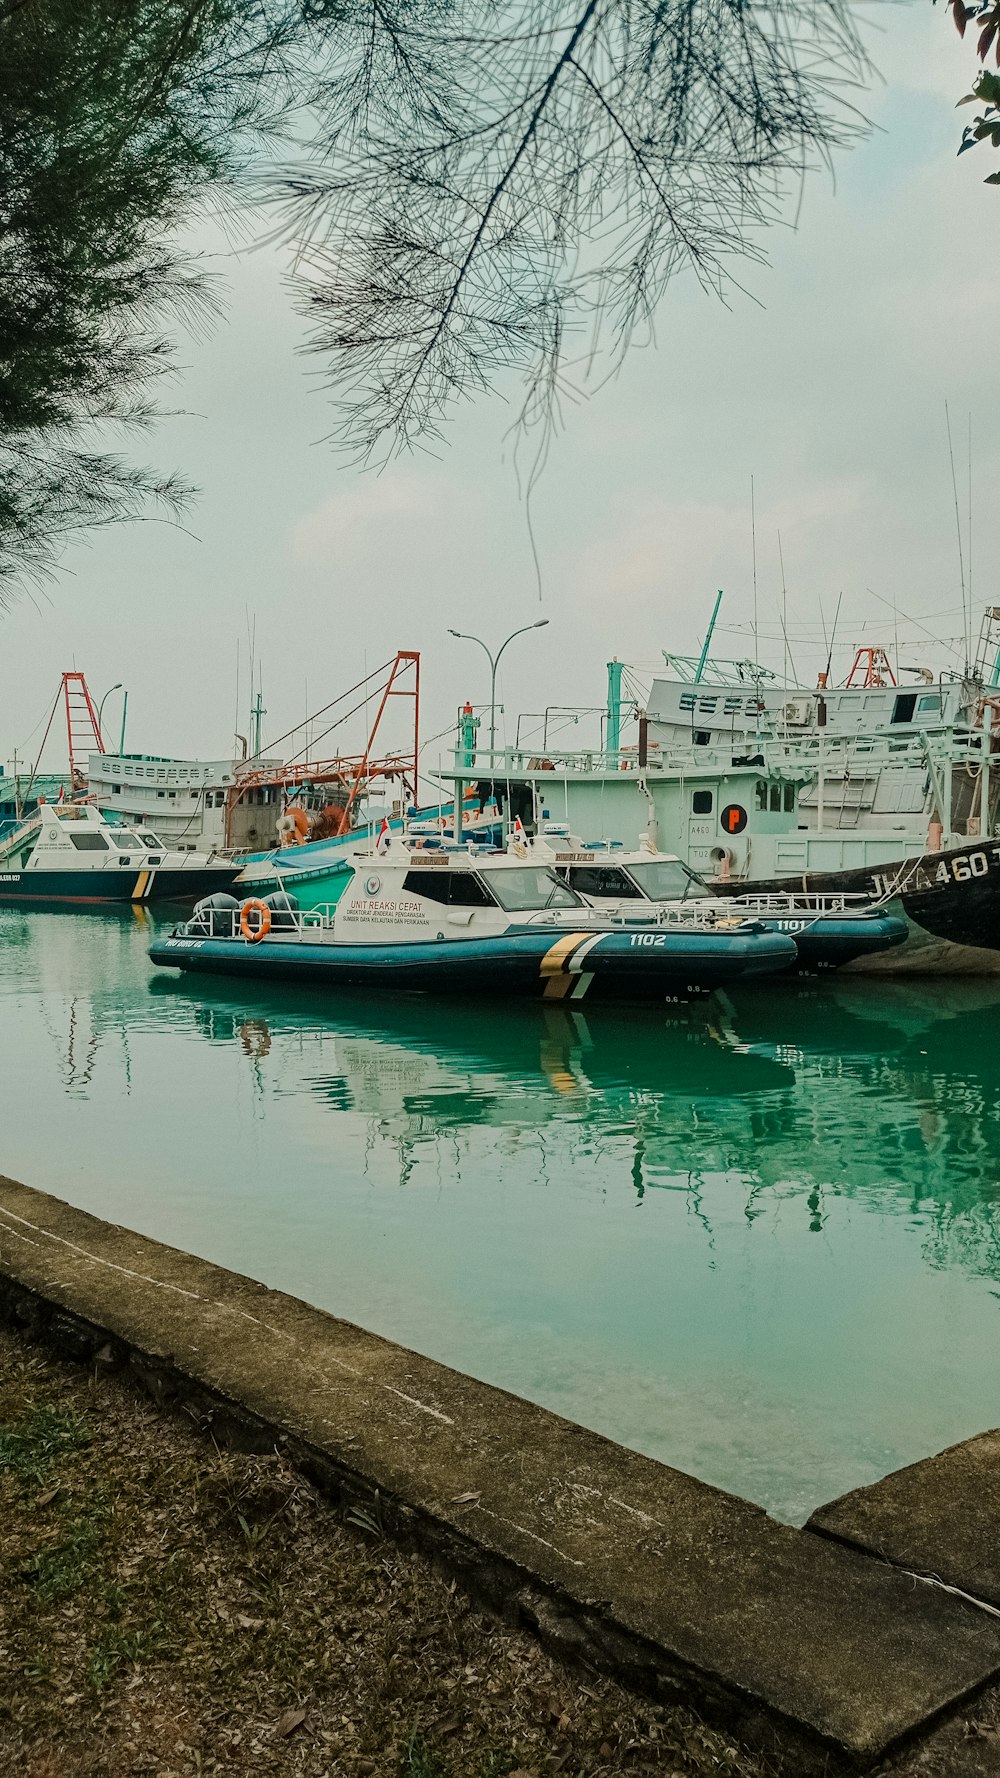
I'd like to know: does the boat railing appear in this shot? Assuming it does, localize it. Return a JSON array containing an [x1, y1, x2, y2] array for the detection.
[[595, 904, 737, 930], [183, 904, 338, 941], [181, 899, 772, 942], [728, 892, 870, 914], [448, 726, 992, 783]]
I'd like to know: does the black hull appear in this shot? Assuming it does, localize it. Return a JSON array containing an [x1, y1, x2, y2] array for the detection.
[[719, 838, 1000, 974], [0, 866, 240, 907]]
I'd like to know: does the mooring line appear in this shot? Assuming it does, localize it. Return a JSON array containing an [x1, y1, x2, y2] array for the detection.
[[903, 1565, 1000, 1622]]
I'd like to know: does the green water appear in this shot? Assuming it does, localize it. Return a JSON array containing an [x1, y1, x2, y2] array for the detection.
[[1, 905, 999, 1524]]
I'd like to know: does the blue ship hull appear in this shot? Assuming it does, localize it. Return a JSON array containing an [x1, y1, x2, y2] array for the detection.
[[741, 909, 908, 971], [149, 924, 797, 1001], [0, 866, 240, 906]]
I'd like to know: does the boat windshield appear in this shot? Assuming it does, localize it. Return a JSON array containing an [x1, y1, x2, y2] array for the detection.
[[625, 860, 712, 902], [489, 868, 582, 912]]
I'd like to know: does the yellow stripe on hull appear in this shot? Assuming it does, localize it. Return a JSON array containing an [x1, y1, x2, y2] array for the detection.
[[132, 870, 150, 902], [540, 932, 593, 1000]]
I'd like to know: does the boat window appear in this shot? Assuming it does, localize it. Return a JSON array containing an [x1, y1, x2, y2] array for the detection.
[[69, 832, 109, 851], [769, 783, 782, 812], [626, 861, 711, 902], [783, 783, 795, 812], [692, 790, 713, 814], [566, 865, 641, 898], [891, 693, 917, 724], [111, 833, 139, 849], [755, 780, 767, 811], [140, 834, 163, 848], [402, 870, 497, 907], [488, 868, 582, 912], [917, 694, 941, 715]]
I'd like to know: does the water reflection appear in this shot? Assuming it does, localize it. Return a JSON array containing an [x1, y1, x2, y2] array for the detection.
[[142, 970, 1000, 1275], [2, 905, 1000, 1521]]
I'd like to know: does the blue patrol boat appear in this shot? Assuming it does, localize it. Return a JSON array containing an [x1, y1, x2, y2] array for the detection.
[[149, 834, 797, 1001], [544, 833, 908, 972]]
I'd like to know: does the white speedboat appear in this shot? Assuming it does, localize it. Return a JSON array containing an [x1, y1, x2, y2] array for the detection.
[[0, 800, 241, 905], [542, 830, 908, 971]]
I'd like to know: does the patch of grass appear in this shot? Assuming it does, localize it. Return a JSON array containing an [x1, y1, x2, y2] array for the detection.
[[0, 1405, 90, 1483], [23, 1509, 105, 1604], [0, 1323, 780, 1778], [479, 1754, 520, 1778], [88, 1623, 166, 1693], [402, 1729, 446, 1778]]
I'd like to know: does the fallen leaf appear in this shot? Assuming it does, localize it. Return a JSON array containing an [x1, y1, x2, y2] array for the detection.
[[237, 1614, 264, 1630], [275, 1708, 307, 1738], [36, 1486, 60, 1507], [450, 1491, 481, 1505], [599, 1745, 613, 1758]]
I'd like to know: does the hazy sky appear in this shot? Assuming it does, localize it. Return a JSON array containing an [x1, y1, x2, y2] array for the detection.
[[5, 7, 999, 788]]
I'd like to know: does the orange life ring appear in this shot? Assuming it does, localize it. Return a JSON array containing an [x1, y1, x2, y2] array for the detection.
[[239, 898, 272, 942]]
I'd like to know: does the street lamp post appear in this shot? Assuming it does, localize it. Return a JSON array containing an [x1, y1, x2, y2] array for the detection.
[[447, 621, 549, 761], [97, 683, 123, 748]]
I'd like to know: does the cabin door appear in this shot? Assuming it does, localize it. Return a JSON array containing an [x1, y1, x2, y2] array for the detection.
[[685, 788, 717, 874]]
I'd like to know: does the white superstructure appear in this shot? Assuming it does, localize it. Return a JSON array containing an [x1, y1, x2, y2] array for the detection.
[[88, 752, 283, 850]]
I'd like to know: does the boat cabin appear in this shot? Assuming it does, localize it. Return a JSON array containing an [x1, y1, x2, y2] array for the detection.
[[330, 845, 583, 941], [0, 801, 169, 874]]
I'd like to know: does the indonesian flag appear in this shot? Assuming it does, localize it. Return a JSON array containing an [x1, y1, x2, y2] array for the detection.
[[512, 815, 527, 843], [375, 817, 391, 855]]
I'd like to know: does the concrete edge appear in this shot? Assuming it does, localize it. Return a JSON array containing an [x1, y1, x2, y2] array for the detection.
[[806, 1430, 1000, 1614]]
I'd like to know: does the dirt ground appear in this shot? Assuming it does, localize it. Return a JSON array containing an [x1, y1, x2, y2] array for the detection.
[[0, 1324, 776, 1778]]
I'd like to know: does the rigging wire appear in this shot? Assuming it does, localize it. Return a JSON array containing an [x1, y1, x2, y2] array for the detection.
[[945, 400, 969, 671], [259, 658, 396, 759], [865, 587, 964, 661], [750, 475, 759, 665]]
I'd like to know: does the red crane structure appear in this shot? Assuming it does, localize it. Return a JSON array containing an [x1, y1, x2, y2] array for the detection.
[[61, 671, 106, 787], [21, 670, 104, 804], [225, 650, 420, 848], [844, 646, 897, 689]]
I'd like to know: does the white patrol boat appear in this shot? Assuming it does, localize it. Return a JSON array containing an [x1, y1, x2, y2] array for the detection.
[[543, 830, 908, 972], [149, 832, 797, 1001], [0, 800, 240, 905]]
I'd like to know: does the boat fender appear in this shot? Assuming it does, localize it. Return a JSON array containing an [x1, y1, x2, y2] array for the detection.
[[927, 820, 943, 853], [240, 898, 272, 942]]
